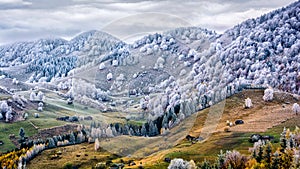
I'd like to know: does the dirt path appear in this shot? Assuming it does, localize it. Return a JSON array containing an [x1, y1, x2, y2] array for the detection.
[[28, 120, 40, 129]]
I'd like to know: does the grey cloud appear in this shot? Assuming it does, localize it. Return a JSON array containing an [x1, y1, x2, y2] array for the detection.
[[101, 12, 192, 41], [0, 0, 31, 9], [24, 0, 76, 9], [0, 0, 296, 45]]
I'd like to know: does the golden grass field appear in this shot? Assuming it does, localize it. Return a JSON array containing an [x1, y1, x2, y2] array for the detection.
[[25, 89, 300, 168]]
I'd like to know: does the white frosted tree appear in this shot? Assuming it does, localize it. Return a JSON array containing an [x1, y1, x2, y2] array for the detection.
[[116, 74, 125, 81], [105, 126, 114, 137], [245, 97, 253, 108], [146, 47, 153, 55], [112, 60, 118, 66], [12, 78, 19, 85], [154, 57, 165, 69], [293, 103, 300, 115], [179, 69, 187, 76], [168, 158, 191, 169], [24, 112, 28, 119], [38, 102, 43, 107], [38, 102, 43, 112], [107, 73, 113, 81], [5, 107, 12, 122], [140, 98, 148, 110], [37, 106, 43, 112], [67, 97, 73, 105], [140, 46, 146, 53], [94, 138, 100, 151], [99, 62, 106, 70], [76, 131, 84, 143], [48, 138, 56, 148], [37, 91, 44, 101], [263, 88, 274, 101], [0, 101, 8, 113], [29, 91, 36, 101]]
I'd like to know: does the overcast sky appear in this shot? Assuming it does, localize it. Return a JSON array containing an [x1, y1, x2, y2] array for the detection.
[[0, 0, 296, 45]]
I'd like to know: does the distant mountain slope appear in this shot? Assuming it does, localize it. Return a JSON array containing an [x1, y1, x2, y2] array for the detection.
[[62, 27, 218, 115], [0, 30, 121, 82], [218, 0, 300, 93], [130, 0, 300, 127], [175, 0, 300, 121]]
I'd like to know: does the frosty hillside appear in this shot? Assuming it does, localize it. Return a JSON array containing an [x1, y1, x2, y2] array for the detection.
[[0, 0, 300, 168], [0, 1, 300, 134]]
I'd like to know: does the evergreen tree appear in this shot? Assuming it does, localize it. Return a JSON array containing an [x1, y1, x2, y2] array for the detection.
[[69, 132, 75, 144], [162, 114, 169, 129], [280, 149, 294, 169], [76, 131, 84, 143], [264, 142, 272, 167], [19, 127, 25, 139], [256, 144, 264, 163], [271, 151, 280, 169], [280, 127, 287, 152], [90, 121, 97, 133], [53, 136, 58, 145], [217, 150, 225, 169], [251, 149, 257, 160], [47, 138, 56, 148], [149, 121, 158, 136], [123, 124, 129, 135], [287, 136, 294, 149], [141, 124, 147, 137], [111, 125, 118, 136], [200, 159, 211, 169]]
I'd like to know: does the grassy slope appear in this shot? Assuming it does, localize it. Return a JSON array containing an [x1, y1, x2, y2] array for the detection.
[[0, 88, 130, 153], [0, 103, 68, 153], [10, 89, 300, 168], [139, 90, 300, 168], [0, 121, 37, 153], [27, 143, 115, 169]]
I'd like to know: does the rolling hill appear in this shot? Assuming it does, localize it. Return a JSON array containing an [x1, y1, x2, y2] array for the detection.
[[0, 0, 300, 168]]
